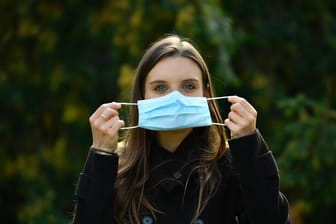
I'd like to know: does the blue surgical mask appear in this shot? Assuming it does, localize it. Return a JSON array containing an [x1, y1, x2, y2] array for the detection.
[[120, 91, 229, 131]]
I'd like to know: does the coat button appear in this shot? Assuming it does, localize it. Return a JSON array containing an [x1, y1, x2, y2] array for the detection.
[[173, 171, 183, 179], [194, 219, 204, 224], [142, 215, 153, 224]]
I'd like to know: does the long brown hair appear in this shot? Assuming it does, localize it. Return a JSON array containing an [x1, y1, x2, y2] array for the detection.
[[114, 35, 228, 223]]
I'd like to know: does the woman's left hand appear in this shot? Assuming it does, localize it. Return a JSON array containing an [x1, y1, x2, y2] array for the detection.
[[224, 96, 257, 139]]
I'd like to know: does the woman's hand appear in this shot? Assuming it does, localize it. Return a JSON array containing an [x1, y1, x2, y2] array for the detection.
[[89, 102, 125, 152], [224, 96, 257, 139]]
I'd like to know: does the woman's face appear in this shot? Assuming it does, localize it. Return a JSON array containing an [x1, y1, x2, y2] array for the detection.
[[144, 56, 204, 99]]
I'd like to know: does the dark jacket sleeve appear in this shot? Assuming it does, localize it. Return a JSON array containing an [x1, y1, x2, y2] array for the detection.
[[73, 149, 119, 224], [229, 129, 291, 224]]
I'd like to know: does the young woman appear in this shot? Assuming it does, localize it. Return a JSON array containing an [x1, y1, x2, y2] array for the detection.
[[73, 35, 291, 224]]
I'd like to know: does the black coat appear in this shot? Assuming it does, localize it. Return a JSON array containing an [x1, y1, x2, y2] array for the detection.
[[73, 130, 291, 224]]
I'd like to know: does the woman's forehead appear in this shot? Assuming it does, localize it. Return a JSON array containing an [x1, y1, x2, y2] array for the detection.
[[145, 56, 203, 82]]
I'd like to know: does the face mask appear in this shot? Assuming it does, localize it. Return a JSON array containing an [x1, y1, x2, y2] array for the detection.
[[119, 91, 229, 131]]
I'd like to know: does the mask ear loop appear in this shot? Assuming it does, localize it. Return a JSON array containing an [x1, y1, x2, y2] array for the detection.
[[206, 96, 232, 127], [117, 102, 139, 130], [206, 96, 230, 100], [120, 126, 138, 130], [118, 102, 137, 105]]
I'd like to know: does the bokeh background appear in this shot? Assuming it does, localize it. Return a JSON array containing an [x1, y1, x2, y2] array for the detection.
[[1, 0, 335, 223]]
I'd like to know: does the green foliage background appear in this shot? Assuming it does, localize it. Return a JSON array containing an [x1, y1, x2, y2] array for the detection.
[[1, 0, 335, 223]]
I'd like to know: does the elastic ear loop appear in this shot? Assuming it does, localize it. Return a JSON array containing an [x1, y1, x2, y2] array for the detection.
[[117, 102, 139, 130], [206, 96, 231, 127]]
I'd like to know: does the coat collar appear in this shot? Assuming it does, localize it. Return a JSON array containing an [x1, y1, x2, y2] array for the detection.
[[146, 129, 203, 193]]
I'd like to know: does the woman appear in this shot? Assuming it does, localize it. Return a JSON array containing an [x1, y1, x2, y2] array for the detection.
[[73, 35, 291, 224]]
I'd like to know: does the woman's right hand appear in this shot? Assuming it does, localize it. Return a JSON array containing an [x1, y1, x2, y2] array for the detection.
[[89, 102, 125, 153]]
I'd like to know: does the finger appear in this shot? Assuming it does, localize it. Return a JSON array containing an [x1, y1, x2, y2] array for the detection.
[[227, 110, 252, 133], [228, 111, 244, 125], [228, 96, 257, 117], [90, 102, 122, 121], [224, 118, 239, 135], [230, 102, 249, 118], [100, 116, 123, 133], [95, 117, 125, 142], [229, 97, 257, 124], [90, 102, 121, 124], [230, 103, 255, 125], [106, 119, 125, 136], [93, 109, 118, 129], [101, 108, 119, 120]]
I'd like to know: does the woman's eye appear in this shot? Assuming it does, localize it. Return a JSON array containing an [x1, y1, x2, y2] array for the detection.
[[183, 84, 196, 90], [153, 85, 167, 92]]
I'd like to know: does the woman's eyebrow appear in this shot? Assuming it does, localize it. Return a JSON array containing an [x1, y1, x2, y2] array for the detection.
[[148, 78, 200, 84], [148, 80, 166, 84], [182, 78, 201, 83]]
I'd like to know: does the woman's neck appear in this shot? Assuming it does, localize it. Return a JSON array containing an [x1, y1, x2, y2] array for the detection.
[[156, 128, 192, 152]]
